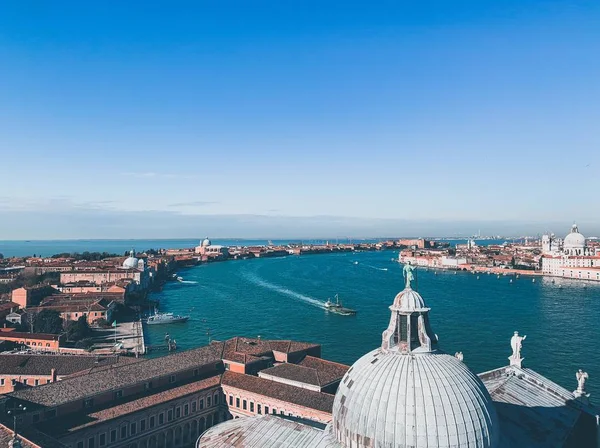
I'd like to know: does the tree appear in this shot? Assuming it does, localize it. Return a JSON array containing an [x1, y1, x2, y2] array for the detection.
[[34, 310, 63, 334], [0, 253, 4, 259], [66, 316, 92, 341]]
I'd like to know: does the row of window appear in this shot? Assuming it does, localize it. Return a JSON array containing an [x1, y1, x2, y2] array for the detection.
[[227, 394, 296, 418], [0, 377, 50, 387], [76, 390, 221, 448]]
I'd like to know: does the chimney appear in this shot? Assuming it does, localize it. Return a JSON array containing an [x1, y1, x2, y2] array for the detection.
[[50, 368, 57, 383]]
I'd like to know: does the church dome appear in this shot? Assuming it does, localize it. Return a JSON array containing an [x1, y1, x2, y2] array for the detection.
[[332, 266, 499, 448], [563, 224, 585, 249], [122, 250, 139, 269], [332, 350, 499, 448], [201, 237, 211, 247]]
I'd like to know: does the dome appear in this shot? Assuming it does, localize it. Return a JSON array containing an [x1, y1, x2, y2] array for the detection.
[[563, 224, 585, 249], [122, 250, 139, 269], [391, 287, 427, 312], [201, 237, 211, 247], [331, 267, 499, 448]]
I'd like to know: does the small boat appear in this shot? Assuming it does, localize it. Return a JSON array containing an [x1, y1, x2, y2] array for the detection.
[[532, 278, 536, 283], [509, 279, 513, 283], [353, 261, 359, 265], [177, 276, 184, 281], [146, 309, 189, 325], [324, 294, 357, 316]]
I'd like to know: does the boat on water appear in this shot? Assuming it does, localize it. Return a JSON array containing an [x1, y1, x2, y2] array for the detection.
[[146, 310, 190, 325], [324, 294, 357, 316]]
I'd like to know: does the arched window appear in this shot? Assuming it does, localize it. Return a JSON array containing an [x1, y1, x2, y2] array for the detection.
[[199, 417, 205, 433]]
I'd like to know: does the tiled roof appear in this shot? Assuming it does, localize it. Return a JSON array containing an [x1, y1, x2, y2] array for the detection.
[[298, 356, 349, 386], [222, 337, 320, 364], [0, 354, 129, 376], [39, 375, 221, 435], [0, 332, 60, 341], [198, 415, 341, 447], [9, 342, 224, 407], [222, 371, 334, 413], [0, 423, 40, 448]]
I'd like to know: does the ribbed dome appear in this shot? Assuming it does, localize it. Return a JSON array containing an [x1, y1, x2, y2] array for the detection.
[[564, 225, 585, 249], [332, 349, 499, 448], [392, 287, 427, 312], [201, 237, 211, 247]]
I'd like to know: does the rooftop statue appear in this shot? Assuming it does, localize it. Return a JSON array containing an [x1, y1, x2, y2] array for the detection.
[[509, 331, 526, 368], [575, 369, 589, 398], [403, 262, 415, 289]]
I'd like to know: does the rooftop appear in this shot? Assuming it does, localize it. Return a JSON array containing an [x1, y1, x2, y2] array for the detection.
[[0, 332, 60, 341], [8, 342, 224, 408], [222, 337, 320, 365], [38, 375, 221, 435], [260, 357, 349, 387], [0, 423, 40, 448], [480, 366, 599, 447], [222, 371, 334, 413], [0, 354, 131, 376]]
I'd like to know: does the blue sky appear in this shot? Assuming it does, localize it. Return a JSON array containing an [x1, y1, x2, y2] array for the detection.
[[0, 1, 599, 238]]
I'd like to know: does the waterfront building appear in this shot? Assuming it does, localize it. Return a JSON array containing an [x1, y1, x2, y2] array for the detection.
[[198, 274, 599, 447], [194, 238, 229, 260], [542, 224, 600, 281], [398, 238, 432, 249], [0, 330, 61, 352]]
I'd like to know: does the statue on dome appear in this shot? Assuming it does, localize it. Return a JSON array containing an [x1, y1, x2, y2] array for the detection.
[[403, 262, 415, 289], [575, 369, 589, 397]]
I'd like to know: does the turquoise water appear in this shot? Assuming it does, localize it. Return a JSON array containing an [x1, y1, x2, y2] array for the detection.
[[146, 250, 600, 400]]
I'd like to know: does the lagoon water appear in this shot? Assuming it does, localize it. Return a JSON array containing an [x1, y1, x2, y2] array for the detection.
[[147, 250, 600, 400], [3, 239, 599, 399]]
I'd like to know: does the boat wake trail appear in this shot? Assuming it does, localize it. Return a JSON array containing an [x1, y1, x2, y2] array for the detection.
[[243, 272, 324, 309], [366, 265, 388, 272], [178, 280, 198, 285]]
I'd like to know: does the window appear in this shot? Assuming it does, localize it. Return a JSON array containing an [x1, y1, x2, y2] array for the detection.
[[114, 390, 123, 399], [200, 399, 205, 410], [34, 379, 39, 386], [175, 407, 181, 418], [130, 422, 137, 436], [150, 416, 155, 429], [110, 430, 117, 443], [167, 409, 173, 422], [0, 379, 3, 386], [11, 379, 16, 386], [46, 379, 51, 384], [242, 400, 247, 410], [192, 401, 197, 412], [88, 437, 95, 448], [140, 419, 146, 431], [280, 410, 284, 415], [23, 379, 27, 385], [236, 398, 240, 408], [159, 413, 164, 425], [257, 404, 262, 415], [169, 374, 176, 383], [207, 396, 212, 407], [250, 402, 254, 412], [272, 408, 277, 415], [265, 406, 269, 414], [120, 426, 127, 439], [84, 398, 94, 409], [99, 433, 106, 446], [184, 404, 189, 416], [229, 395, 233, 406], [214, 393, 219, 404], [224, 362, 230, 370]]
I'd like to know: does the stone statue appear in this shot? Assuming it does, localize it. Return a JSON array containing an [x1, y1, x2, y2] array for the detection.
[[575, 369, 589, 397], [403, 262, 415, 288], [510, 331, 526, 359], [455, 352, 464, 362], [509, 331, 526, 368]]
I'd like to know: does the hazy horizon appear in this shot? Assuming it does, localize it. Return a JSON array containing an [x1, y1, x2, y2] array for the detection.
[[1, 2, 598, 239]]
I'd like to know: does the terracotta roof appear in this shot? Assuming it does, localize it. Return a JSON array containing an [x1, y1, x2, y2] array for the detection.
[[298, 356, 349, 386], [222, 337, 320, 365], [0, 302, 18, 312], [39, 375, 221, 435], [0, 332, 60, 341], [260, 363, 320, 386], [0, 354, 127, 376], [8, 342, 224, 408], [0, 423, 40, 448], [222, 371, 334, 413]]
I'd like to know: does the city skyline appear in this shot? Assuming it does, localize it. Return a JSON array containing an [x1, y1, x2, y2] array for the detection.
[[1, 1, 599, 238]]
